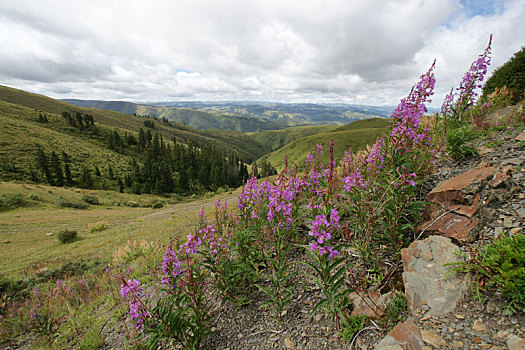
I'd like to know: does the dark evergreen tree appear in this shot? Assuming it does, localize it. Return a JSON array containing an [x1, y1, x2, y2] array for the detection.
[[49, 151, 64, 186], [107, 165, 114, 180], [80, 167, 94, 188], [36, 148, 54, 185], [62, 152, 73, 186]]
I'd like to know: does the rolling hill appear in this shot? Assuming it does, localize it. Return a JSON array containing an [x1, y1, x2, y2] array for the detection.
[[63, 99, 394, 132], [258, 118, 390, 171], [62, 99, 294, 132], [0, 85, 269, 162], [0, 85, 273, 194]]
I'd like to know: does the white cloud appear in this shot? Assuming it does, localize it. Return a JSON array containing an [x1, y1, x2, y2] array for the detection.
[[0, 0, 523, 105]]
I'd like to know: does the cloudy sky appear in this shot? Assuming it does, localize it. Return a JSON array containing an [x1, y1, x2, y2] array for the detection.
[[0, 0, 523, 107]]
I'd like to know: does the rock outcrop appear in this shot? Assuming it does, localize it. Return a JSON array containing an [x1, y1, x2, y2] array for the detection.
[[401, 235, 470, 316]]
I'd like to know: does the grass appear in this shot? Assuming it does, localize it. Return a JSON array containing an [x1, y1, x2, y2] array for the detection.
[[0, 85, 269, 162], [246, 124, 339, 151], [0, 181, 237, 277], [259, 127, 386, 171]]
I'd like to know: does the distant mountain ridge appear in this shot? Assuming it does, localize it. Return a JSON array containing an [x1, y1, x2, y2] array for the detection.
[[62, 99, 395, 132]]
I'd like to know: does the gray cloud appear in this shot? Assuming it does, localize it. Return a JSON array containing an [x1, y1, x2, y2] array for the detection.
[[0, 0, 524, 105]]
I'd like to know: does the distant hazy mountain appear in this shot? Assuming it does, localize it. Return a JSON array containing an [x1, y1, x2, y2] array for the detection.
[[62, 99, 395, 132]]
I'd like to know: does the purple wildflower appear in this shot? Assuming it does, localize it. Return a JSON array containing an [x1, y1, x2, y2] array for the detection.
[[120, 278, 148, 329]]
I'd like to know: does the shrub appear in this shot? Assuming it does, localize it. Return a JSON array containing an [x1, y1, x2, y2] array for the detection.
[[82, 194, 99, 205], [449, 233, 525, 314], [151, 201, 164, 209], [58, 200, 88, 209], [87, 221, 109, 233], [57, 229, 78, 244], [27, 193, 40, 201], [0, 193, 23, 211]]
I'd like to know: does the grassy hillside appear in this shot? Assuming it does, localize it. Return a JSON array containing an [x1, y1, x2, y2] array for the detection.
[[0, 100, 133, 182], [333, 117, 390, 131], [0, 85, 269, 163], [246, 124, 339, 151], [259, 123, 387, 171], [0, 181, 237, 277]]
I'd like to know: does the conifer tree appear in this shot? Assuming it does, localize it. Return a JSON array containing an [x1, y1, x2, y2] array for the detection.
[[62, 152, 73, 186], [50, 151, 64, 186]]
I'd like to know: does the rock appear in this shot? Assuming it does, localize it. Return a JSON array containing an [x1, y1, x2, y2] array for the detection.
[[503, 217, 514, 228], [453, 340, 464, 348], [516, 130, 525, 141], [494, 227, 504, 237], [417, 166, 519, 244], [473, 319, 487, 332], [284, 338, 295, 349], [280, 310, 287, 317], [376, 319, 424, 350], [402, 236, 470, 316], [46, 232, 54, 236], [494, 330, 509, 339], [486, 300, 497, 314], [350, 291, 393, 318], [421, 329, 446, 348], [2, 240, 10, 244], [478, 146, 492, 155], [507, 335, 525, 350], [510, 227, 522, 234], [237, 333, 244, 339]]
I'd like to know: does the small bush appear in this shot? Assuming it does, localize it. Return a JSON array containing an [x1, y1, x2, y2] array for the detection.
[[450, 233, 525, 314], [341, 314, 366, 342], [151, 202, 164, 209], [0, 193, 23, 210], [27, 193, 40, 201], [82, 194, 99, 205], [58, 200, 88, 209], [57, 229, 78, 244], [87, 221, 109, 233]]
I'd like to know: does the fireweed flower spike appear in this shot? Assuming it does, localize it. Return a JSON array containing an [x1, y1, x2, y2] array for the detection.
[[441, 35, 492, 120], [120, 278, 148, 329]]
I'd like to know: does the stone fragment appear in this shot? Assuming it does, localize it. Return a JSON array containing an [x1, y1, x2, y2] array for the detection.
[[284, 338, 295, 349], [510, 227, 522, 234], [376, 319, 424, 350], [453, 340, 464, 348], [402, 236, 470, 316], [417, 167, 498, 243], [486, 300, 497, 314], [516, 130, 525, 141], [421, 329, 446, 348], [473, 319, 487, 332], [350, 291, 393, 318], [507, 334, 525, 350], [503, 217, 514, 228]]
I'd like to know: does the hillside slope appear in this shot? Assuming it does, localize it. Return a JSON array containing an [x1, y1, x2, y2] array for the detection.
[[260, 127, 386, 171], [0, 85, 268, 162]]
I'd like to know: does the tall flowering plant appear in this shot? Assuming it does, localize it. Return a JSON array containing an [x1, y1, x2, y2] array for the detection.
[[300, 140, 349, 329], [120, 231, 212, 350], [441, 35, 492, 159], [340, 62, 439, 283]]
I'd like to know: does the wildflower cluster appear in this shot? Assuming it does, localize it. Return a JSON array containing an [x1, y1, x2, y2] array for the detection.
[[120, 278, 147, 329]]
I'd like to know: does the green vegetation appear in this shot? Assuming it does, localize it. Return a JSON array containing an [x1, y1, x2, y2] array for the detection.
[[57, 230, 78, 244], [247, 124, 338, 151], [449, 233, 525, 314], [0, 86, 261, 195], [259, 126, 386, 171], [483, 46, 525, 102]]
